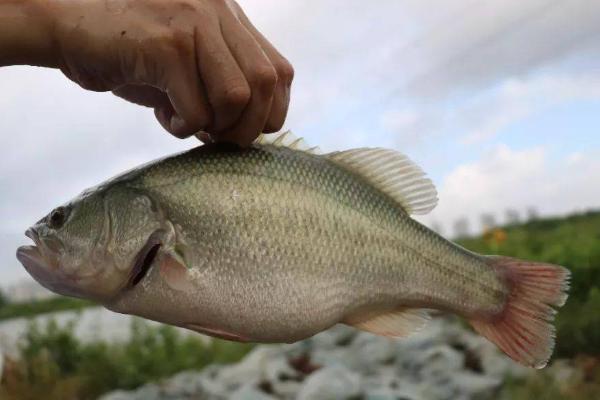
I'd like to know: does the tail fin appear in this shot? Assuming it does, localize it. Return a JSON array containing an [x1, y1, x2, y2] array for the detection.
[[469, 256, 570, 369]]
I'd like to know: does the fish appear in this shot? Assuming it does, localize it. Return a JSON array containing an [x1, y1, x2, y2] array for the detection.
[[17, 131, 570, 368]]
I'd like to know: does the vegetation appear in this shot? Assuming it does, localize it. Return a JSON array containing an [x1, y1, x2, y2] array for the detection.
[[0, 297, 97, 322], [0, 289, 7, 308], [0, 318, 253, 400], [458, 210, 600, 358], [498, 356, 600, 400]]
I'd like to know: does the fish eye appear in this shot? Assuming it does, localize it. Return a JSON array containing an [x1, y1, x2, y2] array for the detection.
[[48, 207, 69, 230]]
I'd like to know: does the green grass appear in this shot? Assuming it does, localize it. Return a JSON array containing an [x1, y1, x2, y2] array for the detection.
[[0, 317, 254, 400], [0, 297, 98, 322]]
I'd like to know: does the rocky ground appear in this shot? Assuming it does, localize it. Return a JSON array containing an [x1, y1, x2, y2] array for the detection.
[[100, 317, 533, 400]]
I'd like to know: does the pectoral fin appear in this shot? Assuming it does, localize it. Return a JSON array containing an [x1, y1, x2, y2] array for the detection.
[[344, 308, 430, 338], [159, 251, 194, 292]]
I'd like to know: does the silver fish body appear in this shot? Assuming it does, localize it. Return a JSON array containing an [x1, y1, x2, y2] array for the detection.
[[17, 133, 570, 368]]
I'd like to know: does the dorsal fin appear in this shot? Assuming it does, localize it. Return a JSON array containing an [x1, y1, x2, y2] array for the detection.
[[253, 133, 437, 215], [254, 131, 322, 155], [327, 148, 438, 215]]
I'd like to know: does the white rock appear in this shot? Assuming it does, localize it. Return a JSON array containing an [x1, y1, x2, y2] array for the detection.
[[195, 375, 228, 398], [297, 365, 362, 400], [230, 384, 278, 400], [364, 375, 425, 400], [310, 325, 356, 349], [217, 346, 280, 389], [98, 390, 132, 400], [350, 332, 397, 372], [129, 384, 161, 400], [270, 380, 303, 399], [98, 316, 541, 400], [162, 371, 203, 395], [452, 371, 501, 397], [365, 387, 423, 400], [414, 345, 465, 377], [264, 356, 301, 383]]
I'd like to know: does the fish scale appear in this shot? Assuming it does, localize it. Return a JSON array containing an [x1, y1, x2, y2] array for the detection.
[[17, 132, 570, 368], [129, 145, 505, 320]]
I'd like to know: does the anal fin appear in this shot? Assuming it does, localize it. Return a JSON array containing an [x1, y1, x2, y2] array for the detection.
[[343, 308, 430, 338]]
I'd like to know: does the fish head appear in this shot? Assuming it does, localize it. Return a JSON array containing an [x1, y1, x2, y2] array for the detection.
[[17, 185, 164, 303]]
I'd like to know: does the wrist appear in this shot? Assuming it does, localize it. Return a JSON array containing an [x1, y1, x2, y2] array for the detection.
[[0, 0, 59, 67]]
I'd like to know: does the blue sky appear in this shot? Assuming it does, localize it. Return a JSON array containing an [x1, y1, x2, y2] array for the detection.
[[1, 0, 600, 285]]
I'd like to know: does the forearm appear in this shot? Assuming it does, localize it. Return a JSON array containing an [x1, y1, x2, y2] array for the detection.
[[0, 0, 57, 67]]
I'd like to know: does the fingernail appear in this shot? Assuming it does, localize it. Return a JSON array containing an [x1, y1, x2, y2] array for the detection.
[[170, 115, 186, 134], [195, 131, 213, 143]]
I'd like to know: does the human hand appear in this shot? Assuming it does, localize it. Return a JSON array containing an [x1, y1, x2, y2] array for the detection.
[[47, 0, 294, 145]]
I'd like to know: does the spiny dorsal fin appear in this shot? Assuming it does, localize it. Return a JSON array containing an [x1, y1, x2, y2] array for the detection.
[[254, 131, 322, 154], [327, 148, 438, 215], [344, 308, 431, 338], [254, 134, 437, 215]]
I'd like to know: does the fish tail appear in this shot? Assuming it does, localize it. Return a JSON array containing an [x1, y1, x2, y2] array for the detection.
[[469, 256, 570, 369]]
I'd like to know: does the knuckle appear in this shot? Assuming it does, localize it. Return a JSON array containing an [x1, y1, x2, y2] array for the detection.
[[170, 29, 195, 57], [172, 0, 200, 13], [217, 83, 251, 110], [250, 65, 278, 92], [274, 59, 295, 83], [152, 29, 177, 55], [154, 27, 189, 54], [172, 0, 215, 23]]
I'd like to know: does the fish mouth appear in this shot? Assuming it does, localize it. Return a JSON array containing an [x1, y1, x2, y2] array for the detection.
[[18, 228, 57, 270], [16, 229, 84, 298], [17, 243, 61, 291], [25, 227, 41, 248], [18, 228, 49, 271], [17, 244, 45, 273]]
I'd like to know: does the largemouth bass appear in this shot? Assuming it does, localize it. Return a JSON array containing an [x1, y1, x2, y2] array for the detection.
[[17, 132, 569, 368]]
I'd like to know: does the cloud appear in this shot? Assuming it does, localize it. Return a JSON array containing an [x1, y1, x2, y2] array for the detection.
[[377, 106, 447, 151], [460, 75, 600, 143], [399, 0, 600, 97], [419, 145, 600, 235], [242, 0, 600, 138]]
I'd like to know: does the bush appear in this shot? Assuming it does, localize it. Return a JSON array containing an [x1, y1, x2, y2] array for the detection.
[[0, 317, 253, 400], [0, 289, 7, 308], [0, 297, 96, 321]]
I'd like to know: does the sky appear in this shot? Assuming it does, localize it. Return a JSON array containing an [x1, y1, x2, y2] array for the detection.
[[2, 0, 600, 285]]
